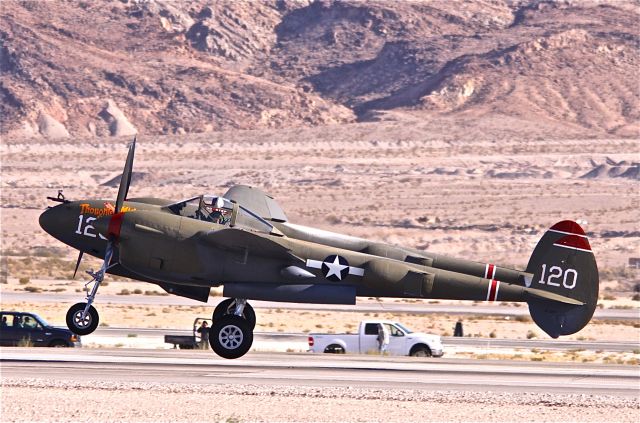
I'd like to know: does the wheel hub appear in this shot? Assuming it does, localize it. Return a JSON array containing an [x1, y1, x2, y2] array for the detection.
[[219, 324, 243, 349], [73, 311, 91, 328]]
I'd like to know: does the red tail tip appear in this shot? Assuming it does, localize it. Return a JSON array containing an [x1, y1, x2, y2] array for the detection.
[[550, 220, 586, 236]]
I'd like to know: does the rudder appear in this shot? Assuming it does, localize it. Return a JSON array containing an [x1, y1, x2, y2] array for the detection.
[[525, 220, 599, 338]]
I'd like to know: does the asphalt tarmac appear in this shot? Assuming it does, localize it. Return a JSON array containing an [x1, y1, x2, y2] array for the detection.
[[2, 348, 638, 397]]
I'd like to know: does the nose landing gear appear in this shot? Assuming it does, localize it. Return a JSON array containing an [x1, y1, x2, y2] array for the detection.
[[65, 246, 114, 336], [210, 298, 255, 359]]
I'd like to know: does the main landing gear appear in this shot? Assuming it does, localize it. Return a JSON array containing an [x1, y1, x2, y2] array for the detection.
[[210, 298, 255, 359]]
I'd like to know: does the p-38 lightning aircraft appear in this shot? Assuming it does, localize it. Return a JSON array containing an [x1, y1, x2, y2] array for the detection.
[[40, 139, 599, 359]]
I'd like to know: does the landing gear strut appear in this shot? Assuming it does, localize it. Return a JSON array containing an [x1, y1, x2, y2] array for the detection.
[[212, 298, 256, 329], [65, 247, 114, 336], [210, 298, 255, 359]]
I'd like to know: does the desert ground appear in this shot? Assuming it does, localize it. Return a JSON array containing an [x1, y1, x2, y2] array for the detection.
[[1, 120, 639, 423]]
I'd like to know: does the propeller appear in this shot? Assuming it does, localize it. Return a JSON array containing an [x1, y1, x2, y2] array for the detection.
[[102, 135, 136, 263], [73, 136, 136, 279], [115, 136, 136, 214]]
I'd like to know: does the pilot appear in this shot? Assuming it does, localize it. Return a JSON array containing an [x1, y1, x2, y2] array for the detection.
[[1, 316, 7, 327], [211, 207, 230, 225]]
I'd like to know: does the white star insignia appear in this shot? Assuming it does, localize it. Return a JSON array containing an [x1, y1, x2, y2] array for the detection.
[[324, 255, 349, 281]]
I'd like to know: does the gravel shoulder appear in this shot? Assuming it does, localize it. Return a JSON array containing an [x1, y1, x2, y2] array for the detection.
[[2, 379, 639, 423]]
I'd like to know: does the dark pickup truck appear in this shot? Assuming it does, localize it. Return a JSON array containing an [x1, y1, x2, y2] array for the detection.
[[0, 311, 81, 347], [164, 317, 211, 349]]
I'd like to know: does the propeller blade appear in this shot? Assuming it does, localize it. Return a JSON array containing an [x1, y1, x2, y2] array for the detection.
[[72, 251, 84, 279], [115, 136, 136, 214]]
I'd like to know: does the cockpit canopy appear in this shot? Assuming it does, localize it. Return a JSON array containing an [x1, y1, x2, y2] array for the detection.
[[164, 195, 279, 235]]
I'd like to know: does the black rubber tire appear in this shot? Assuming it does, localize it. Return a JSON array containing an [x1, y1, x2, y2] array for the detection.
[[209, 315, 253, 359], [324, 344, 346, 354], [66, 302, 99, 336], [410, 345, 432, 357], [213, 299, 256, 330], [48, 340, 70, 348]]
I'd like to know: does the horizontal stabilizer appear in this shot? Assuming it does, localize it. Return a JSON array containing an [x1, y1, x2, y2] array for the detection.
[[524, 287, 585, 306]]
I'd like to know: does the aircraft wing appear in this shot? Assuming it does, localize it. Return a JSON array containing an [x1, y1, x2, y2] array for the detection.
[[201, 228, 301, 262], [223, 185, 288, 222]]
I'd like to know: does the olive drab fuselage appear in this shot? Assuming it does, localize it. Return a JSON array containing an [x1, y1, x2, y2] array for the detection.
[[39, 194, 589, 312]]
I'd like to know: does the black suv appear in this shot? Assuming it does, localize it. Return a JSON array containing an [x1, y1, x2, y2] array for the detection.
[[0, 311, 81, 347]]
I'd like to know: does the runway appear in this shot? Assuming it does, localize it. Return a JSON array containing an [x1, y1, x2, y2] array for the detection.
[[2, 348, 638, 396], [3, 292, 639, 321]]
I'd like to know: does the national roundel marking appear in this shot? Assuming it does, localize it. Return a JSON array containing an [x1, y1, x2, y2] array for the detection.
[[321, 255, 350, 282]]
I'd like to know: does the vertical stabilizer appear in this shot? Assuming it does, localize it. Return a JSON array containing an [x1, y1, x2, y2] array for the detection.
[[526, 221, 599, 338]]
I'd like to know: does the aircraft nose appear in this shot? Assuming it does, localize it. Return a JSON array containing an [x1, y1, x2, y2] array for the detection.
[[39, 204, 66, 237]]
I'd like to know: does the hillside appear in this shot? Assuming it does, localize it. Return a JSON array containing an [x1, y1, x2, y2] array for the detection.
[[1, 0, 638, 138]]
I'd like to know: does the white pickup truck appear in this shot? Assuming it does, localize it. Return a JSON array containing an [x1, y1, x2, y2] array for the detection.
[[308, 320, 443, 357]]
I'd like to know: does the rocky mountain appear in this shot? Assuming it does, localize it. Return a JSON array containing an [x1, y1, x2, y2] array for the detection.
[[1, 0, 638, 139]]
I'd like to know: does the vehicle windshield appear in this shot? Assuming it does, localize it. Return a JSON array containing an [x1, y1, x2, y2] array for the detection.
[[394, 323, 413, 334], [29, 313, 49, 327]]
